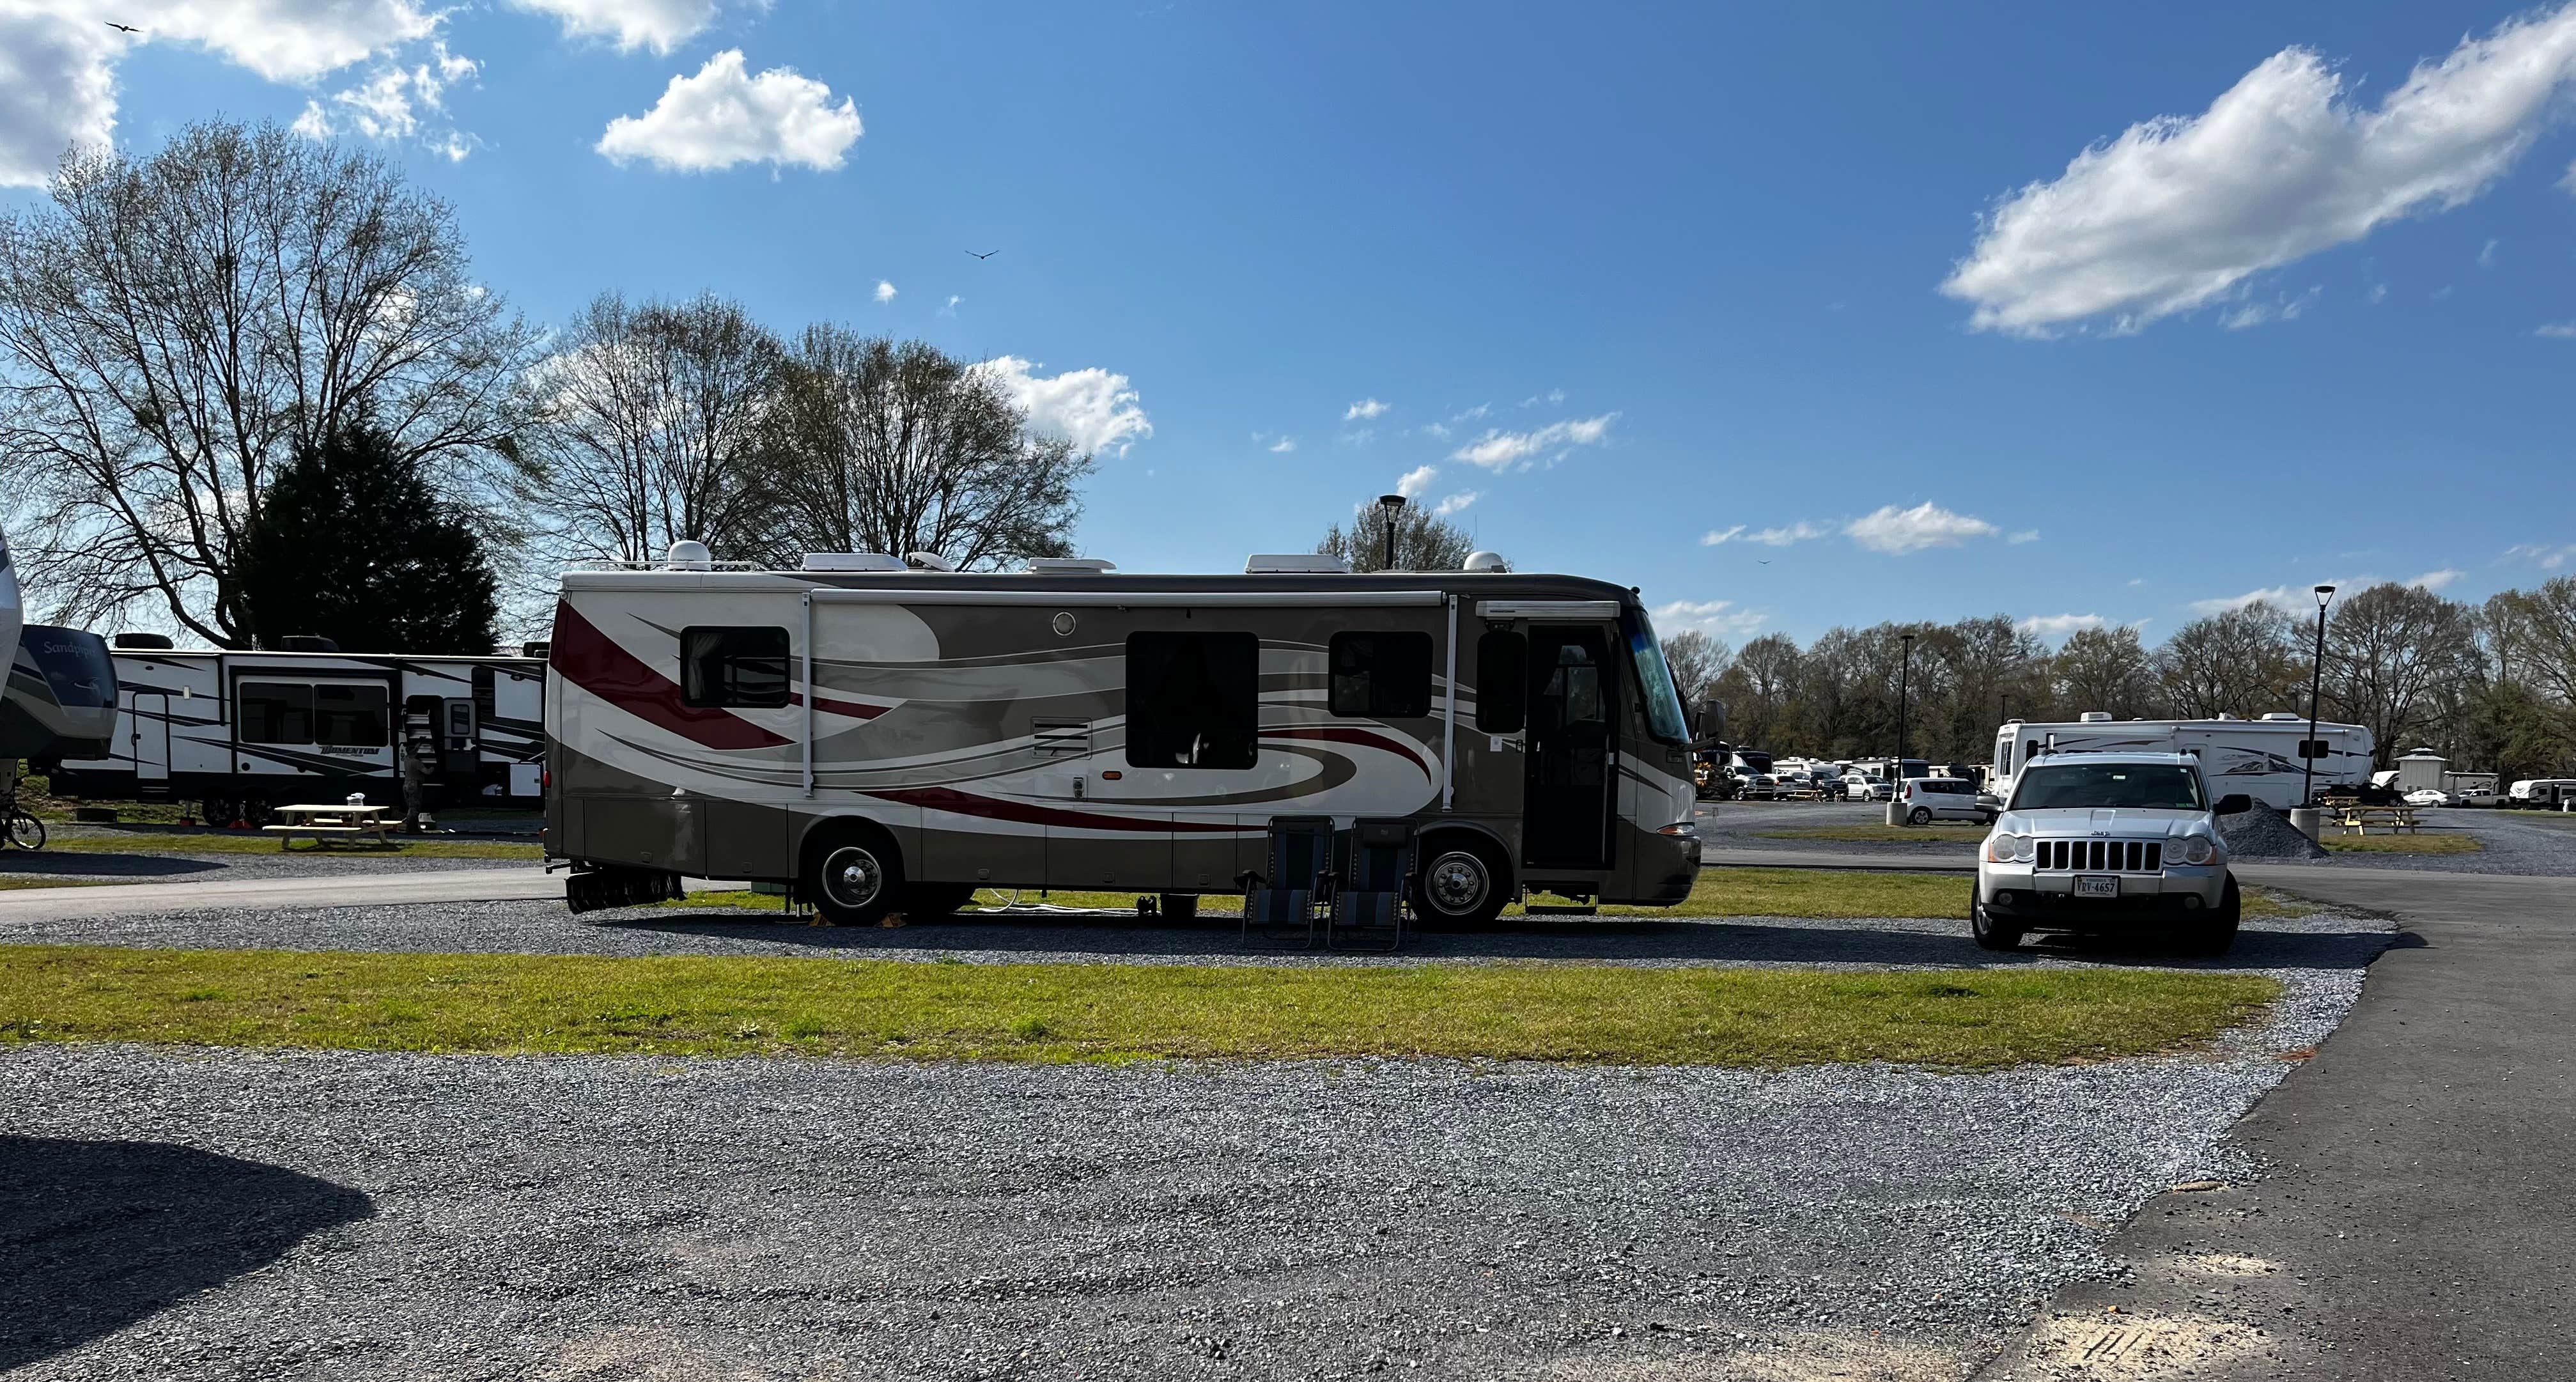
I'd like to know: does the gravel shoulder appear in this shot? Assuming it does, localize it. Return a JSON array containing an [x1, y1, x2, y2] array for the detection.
[[0, 892, 2389, 1381]]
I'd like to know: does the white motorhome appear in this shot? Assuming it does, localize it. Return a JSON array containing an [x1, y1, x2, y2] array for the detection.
[[545, 551, 1705, 926], [49, 642, 545, 821], [1991, 713, 2373, 810]]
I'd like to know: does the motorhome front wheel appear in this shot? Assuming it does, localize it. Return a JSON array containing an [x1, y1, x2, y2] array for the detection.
[[1418, 843, 1507, 928], [821, 846, 887, 911]]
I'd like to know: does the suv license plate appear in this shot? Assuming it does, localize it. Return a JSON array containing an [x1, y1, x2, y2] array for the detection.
[[2074, 876, 2120, 899]]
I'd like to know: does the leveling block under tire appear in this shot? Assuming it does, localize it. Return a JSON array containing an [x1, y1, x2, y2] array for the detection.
[[565, 864, 683, 913]]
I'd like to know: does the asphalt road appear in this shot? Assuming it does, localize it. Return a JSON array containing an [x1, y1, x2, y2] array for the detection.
[[1982, 864, 2576, 1380]]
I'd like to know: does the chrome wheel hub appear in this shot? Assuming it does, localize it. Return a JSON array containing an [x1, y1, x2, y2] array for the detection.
[[823, 846, 881, 908], [1425, 852, 1487, 913]]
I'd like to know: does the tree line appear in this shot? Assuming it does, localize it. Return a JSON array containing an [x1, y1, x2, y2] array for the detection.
[[1661, 579, 2576, 781], [0, 121, 1091, 654]]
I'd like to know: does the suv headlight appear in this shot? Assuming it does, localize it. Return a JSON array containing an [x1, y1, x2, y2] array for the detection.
[[1987, 832, 2031, 864], [2176, 835, 2215, 866]]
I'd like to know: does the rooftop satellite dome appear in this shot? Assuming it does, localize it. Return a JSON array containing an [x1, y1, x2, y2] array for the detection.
[[1463, 551, 1507, 572], [664, 540, 713, 571]]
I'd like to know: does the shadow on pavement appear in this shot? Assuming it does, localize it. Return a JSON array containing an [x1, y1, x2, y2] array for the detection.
[[598, 909, 2389, 973], [0, 1137, 374, 1372], [0, 853, 225, 878]]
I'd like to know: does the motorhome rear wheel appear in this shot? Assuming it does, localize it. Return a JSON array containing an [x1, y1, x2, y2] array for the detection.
[[804, 826, 904, 926]]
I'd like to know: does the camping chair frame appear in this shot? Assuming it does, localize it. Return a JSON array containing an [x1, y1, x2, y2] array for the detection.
[[1238, 815, 1337, 949]]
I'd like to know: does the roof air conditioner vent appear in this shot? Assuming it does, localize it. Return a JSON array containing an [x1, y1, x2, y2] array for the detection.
[[110, 632, 176, 651], [802, 552, 906, 572], [2258, 711, 2304, 721], [1245, 554, 1351, 574], [2077, 711, 2113, 722]]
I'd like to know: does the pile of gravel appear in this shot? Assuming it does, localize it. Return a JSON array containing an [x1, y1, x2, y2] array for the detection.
[[2221, 800, 2329, 860]]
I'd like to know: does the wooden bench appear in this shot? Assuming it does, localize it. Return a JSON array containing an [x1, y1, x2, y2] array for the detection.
[[263, 804, 398, 850]]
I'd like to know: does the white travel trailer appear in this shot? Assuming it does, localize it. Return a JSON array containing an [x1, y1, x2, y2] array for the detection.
[[546, 552, 1706, 926], [49, 642, 546, 821], [1991, 712, 2374, 810]]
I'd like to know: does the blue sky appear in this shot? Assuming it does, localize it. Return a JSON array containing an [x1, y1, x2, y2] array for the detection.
[[8, 1, 2576, 644]]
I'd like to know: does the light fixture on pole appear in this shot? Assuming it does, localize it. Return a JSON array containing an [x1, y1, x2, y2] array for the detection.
[[2301, 584, 2336, 807], [1376, 493, 1407, 571], [1897, 632, 1916, 775]]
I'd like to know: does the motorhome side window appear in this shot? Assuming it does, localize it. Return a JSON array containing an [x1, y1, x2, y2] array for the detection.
[[1476, 631, 1527, 733], [681, 627, 791, 708], [1327, 632, 1432, 718], [1126, 632, 1259, 769]]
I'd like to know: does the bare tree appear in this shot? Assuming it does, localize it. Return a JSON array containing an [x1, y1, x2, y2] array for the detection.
[[1711, 632, 1803, 750], [2156, 605, 2303, 718], [2321, 582, 2482, 766], [762, 330, 1093, 569], [1659, 629, 1731, 718], [2052, 625, 2161, 719], [1318, 501, 1477, 573], [516, 292, 786, 564], [0, 121, 538, 645]]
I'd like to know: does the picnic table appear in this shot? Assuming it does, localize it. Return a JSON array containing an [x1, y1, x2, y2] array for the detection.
[[2332, 804, 2425, 835], [263, 803, 398, 850]]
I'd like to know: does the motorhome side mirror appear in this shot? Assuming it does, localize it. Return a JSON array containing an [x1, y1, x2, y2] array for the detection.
[[2215, 794, 2252, 816]]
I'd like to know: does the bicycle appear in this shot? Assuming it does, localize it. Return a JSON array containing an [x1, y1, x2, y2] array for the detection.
[[0, 780, 45, 850]]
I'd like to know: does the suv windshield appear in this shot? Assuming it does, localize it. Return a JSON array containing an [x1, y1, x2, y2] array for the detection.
[[2011, 763, 2206, 811]]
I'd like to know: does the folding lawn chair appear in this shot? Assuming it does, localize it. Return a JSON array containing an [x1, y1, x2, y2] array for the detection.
[[1326, 818, 1411, 952], [1238, 815, 1335, 949]]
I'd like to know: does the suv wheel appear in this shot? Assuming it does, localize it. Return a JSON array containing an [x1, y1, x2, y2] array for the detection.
[[1970, 889, 2022, 951], [2180, 875, 2242, 957]]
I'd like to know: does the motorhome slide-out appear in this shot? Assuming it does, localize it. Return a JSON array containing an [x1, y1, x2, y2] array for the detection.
[[48, 647, 546, 820], [1990, 713, 2374, 811], [545, 555, 1705, 926]]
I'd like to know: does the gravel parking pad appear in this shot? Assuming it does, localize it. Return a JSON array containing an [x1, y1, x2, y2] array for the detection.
[[0, 896, 2387, 1380]]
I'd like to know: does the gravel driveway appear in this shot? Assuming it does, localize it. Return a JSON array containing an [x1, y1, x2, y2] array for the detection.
[[0, 892, 2388, 1381]]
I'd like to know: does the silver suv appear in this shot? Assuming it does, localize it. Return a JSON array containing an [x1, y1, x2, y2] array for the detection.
[[1973, 752, 2251, 955]]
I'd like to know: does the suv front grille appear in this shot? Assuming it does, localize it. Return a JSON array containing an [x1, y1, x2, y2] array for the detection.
[[2036, 839, 2163, 873]]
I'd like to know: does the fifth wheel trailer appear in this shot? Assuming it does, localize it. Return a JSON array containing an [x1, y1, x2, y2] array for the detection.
[[1990, 712, 2374, 811], [546, 554, 1705, 926], [47, 646, 546, 819]]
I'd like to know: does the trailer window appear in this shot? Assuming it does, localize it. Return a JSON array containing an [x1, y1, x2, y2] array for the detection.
[[239, 682, 314, 743], [1328, 632, 1432, 718], [1475, 632, 1526, 733], [682, 626, 791, 708], [1126, 632, 1259, 770], [315, 685, 389, 747]]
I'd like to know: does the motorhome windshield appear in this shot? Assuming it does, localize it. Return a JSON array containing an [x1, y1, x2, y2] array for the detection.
[[1620, 607, 1690, 744], [2011, 763, 2206, 811]]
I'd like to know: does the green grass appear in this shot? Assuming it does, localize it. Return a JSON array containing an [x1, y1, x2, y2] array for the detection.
[[42, 832, 541, 860], [1757, 824, 1990, 844], [0, 943, 2281, 1069], [2319, 833, 2483, 855]]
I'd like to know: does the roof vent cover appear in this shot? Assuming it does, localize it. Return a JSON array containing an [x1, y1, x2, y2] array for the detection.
[[1027, 558, 1116, 574], [905, 552, 958, 573], [802, 552, 905, 572], [2077, 711, 2113, 722], [1245, 554, 1350, 574]]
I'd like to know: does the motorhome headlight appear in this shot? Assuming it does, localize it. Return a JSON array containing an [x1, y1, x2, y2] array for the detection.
[[1657, 821, 1699, 839], [1987, 832, 2032, 864], [2176, 835, 2216, 866]]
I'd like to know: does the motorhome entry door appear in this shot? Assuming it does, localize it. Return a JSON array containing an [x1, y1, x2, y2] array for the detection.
[[1521, 626, 1616, 869]]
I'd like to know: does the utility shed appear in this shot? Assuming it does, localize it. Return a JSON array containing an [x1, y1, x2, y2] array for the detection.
[[2393, 749, 2448, 793]]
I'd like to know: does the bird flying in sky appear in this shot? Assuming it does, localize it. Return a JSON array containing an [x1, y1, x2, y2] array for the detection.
[[106, 20, 141, 31], [965, 250, 997, 260]]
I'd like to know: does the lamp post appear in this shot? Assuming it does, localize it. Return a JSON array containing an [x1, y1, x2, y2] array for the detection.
[[1897, 632, 1916, 774], [2302, 585, 2336, 807], [1376, 493, 1407, 571]]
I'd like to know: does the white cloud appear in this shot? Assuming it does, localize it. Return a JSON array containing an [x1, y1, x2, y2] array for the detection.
[[1339, 428, 1375, 447], [1433, 491, 1481, 517], [2018, 613, 2107, 638], [597, 50, 862, 173], [1450, 404, 1490, 424], [1343, 398, 1390, 421], [2368, 283, 2390, 304], [2504, 542, 2575, 570], [1268, 437, 1296, 454], [2188, 583, 2348, 616], [511, 0, 720, 54], [1749, 521, 1828, 547], [1653, 599, 1767, 637], [1449, 413, 1618, 470], [974, 356, 1152, 457], [1394, 465, 1436, 499], [2409, 568, 2464, 591], [2008, 529, 2041, 545], [1420, 421, 1452, 440], [1845, 502, 2000, 554], [2479, 238, 2500, 267], [1518, 388, 1567, 407], [939, 295, 961, 318], [1942, 4, 2576, 335], [2538, 322, 2576, 338], [1701, 525, 1747, 546], [2219, 285, 2321, 330], [1, 0, 449, 189], [291, 43, 479, 159], [873, 280, 896, 303]]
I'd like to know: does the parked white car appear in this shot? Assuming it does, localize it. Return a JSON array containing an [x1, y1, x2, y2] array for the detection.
[[1843, 773, 1890, 802], [1975, 752, 2251, 955], [2402, 788, 2451, 808], [1899, 776, 1993, 825]]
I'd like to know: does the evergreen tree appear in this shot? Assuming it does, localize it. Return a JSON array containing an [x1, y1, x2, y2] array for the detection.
[[237, 419, 502, 653]]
